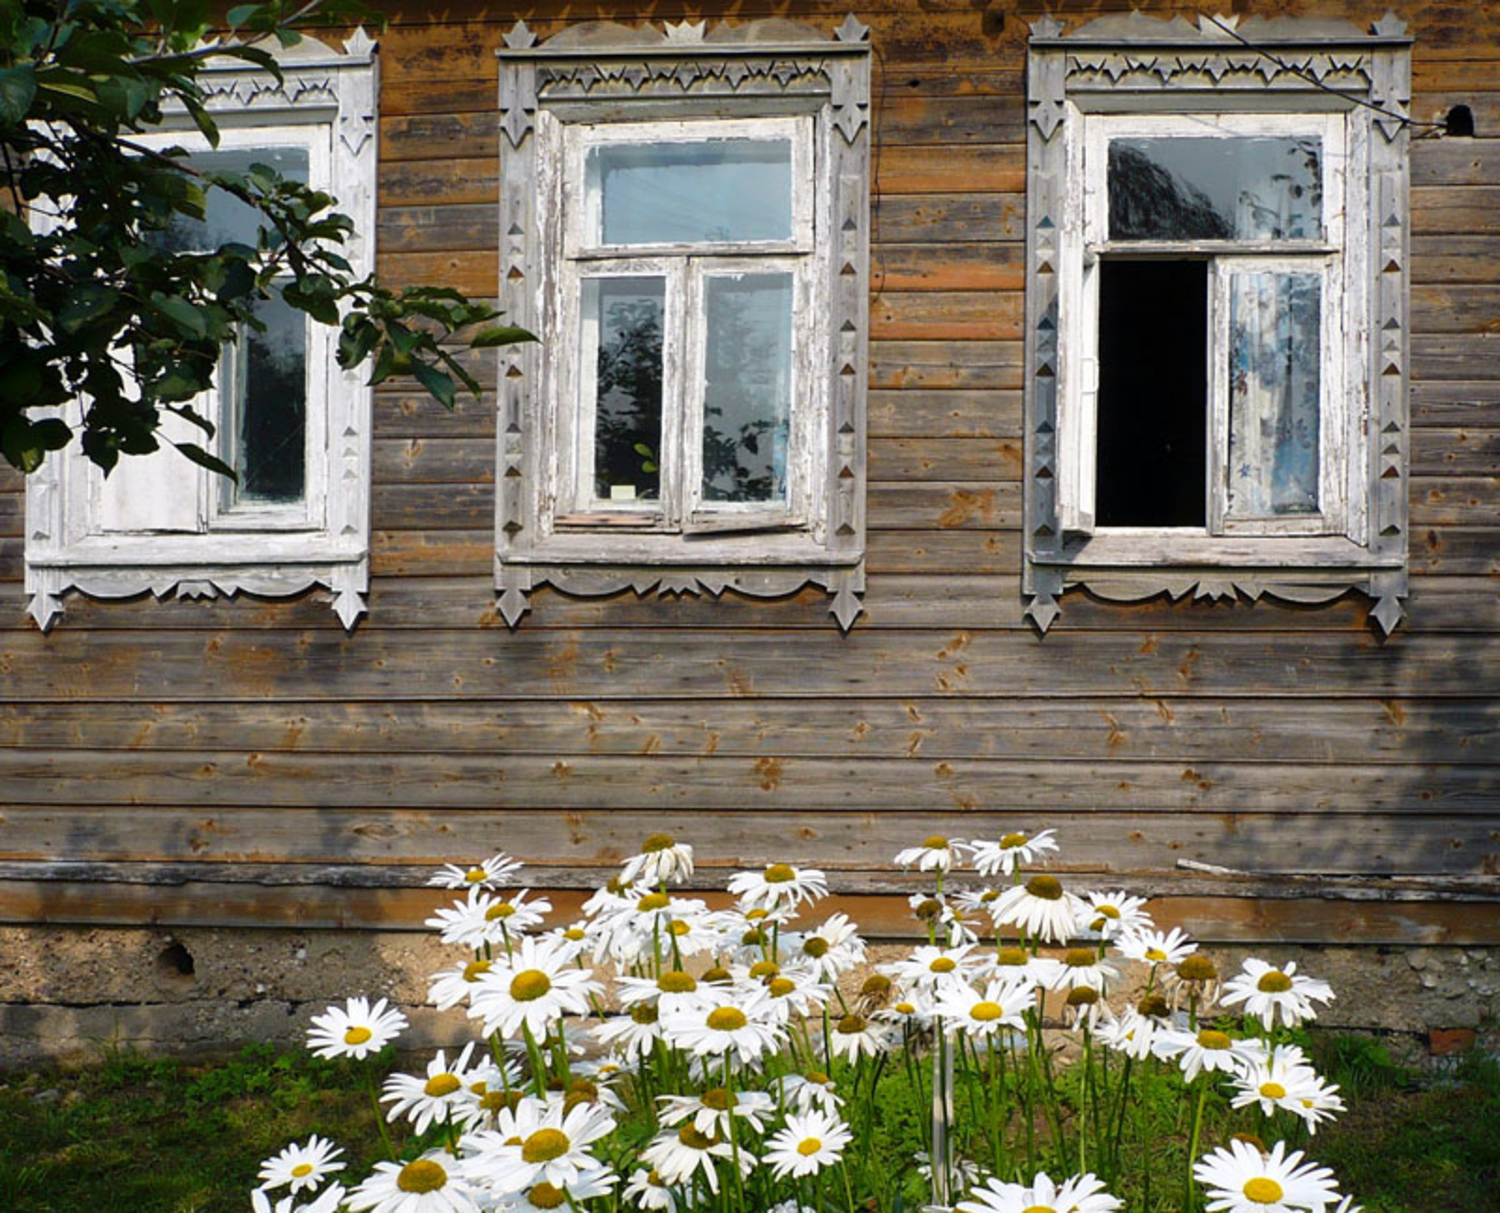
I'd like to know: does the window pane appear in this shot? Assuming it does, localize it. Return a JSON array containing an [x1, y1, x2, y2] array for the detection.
[[224, 288, 307, 507], [1108, 137, 1321, 241], [587, 277, 664, 503], [1227, 271, 1321, 518], [588, 140, 792, 245], [701, 272, 793, 505], [155, 146, 310, 252]]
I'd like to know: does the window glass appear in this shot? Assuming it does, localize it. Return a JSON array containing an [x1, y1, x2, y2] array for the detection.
[[222, 288, 307, 507], [1227, 271, 1322, 517], [586, 276, 665, 503], [154, 146, 310, 251], [701, 272, 793, 505], [587, 139, 793, 246], [1108, 136, 1322, 241]]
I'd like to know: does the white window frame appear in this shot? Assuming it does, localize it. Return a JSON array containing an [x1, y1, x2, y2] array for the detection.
[[24, 31, 379, 632], [494, 19, 872, 629]]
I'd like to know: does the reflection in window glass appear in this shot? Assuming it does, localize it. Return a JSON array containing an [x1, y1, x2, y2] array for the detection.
[[153, 146, 310, 252], [588, 140, 792, 246], [586, 277, 665, 503], [1228, 271, 1321, 518], [701, 273, 793, 505], [222, 287, 306, 507], [1108, 137, 1321, 241]]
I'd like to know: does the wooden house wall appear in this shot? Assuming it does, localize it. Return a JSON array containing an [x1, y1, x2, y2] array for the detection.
[[0, 0, 1496, 946]]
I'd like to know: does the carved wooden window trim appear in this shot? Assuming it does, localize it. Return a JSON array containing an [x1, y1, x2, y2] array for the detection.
[[1023, 12, 1412, 634], [494, 17, 872, 630], [24, 31, 379, 633]]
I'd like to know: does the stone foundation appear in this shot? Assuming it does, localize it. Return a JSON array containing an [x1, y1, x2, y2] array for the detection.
[[2, 926, 1496, 1069]]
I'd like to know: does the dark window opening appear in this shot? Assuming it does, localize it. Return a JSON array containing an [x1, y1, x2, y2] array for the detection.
[[1445, 105, 1475, 138], [1096, 259, 1207, 528]]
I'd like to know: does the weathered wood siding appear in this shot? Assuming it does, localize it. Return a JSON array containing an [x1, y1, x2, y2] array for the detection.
[[1, 0, 1497, 945]]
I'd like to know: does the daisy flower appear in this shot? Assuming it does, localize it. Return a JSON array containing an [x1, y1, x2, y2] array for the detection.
[[429, 956, 498, 1012], [252, 1188, 345, 1213], [382, 1043, 482, 1134], [468, 934, 602, 1040], [990, 874, 1082, 945], [761, 966, 833, 1022], [894, 836, 968, 873], [1221, 959, 1335, 1030], [346, 1150, 482, 1213], [1040, 947, 1119, 993], [1193, 1139, 1341, 1212], [615, 969, 711, 1018], [1094, 1008, 1164, 1060], [1118, 926, 1196, 967], [909, 893, 984, 946], [933, 979, 1031, 1039], [620, 832, 696, 887], [791, 912, 866, 980], [257, 1134, 345, 1195], [659, 1087, 775, 1137], [468, 1099, 617, 1194], [1289, 1074, 1348, 1135], [1168, 953, 1223, 1010], [1064, 987, 1107, 1030], [825, 1012, 898, 1061], [958, 1170, 1120, 1213], [622, 1167, 681, 1213], [1079, 890, 1152, 939], [781, 1070, 844, 1114], [970, 829, 1060, 877], [425, 886, 551, 950], [661, 992, 783, 1064], [640, 1124, 755, 1194], [499, 1165, 616, 1213], [1153, 1026, 1260, 1083], [877, 987, 938, 1032], [991, 946, 1050, 990], [306, 996, 407, 1060], [1230, 1045, 1325, 1119], [593, 1003, 665, 1061], [429, 853, 522, 890], [726, 862, 829, 912], [764, 1108, 853, 1178], [881, 942, 984, 991]]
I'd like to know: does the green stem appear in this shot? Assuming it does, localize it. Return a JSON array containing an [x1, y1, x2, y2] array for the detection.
[[1185, 1079, 1210, 1213], [364, 1061, 397, 1161]]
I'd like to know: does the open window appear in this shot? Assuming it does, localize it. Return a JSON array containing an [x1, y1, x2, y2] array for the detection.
[[1024, 13, 1412, 633], [494, 18, 872, 628], [24, 32, 378, 631]]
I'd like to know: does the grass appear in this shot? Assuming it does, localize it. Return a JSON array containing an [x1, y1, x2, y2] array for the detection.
[[0, 1033, 1495, 1213]]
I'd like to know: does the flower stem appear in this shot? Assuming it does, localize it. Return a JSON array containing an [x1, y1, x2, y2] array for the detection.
[[1185, 1079, 1210, 1213], [364, 1060, 397, 1161]]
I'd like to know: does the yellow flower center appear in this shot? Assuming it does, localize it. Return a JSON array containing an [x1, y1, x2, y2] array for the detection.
[[343, 1026, 372, 1046], [701, 1087, 737, 1110], [1197, 1029, 1232, 1050], [702, 967, 732, 984], [746, 908, 770, 921], [521, 1128, 572, 1163], [668, 920, 690, 937], [930, 957, 957, 973], [997, 947, 1028, 966], [1064, 947, 1095, 967], [749, 960, 780, 979], [485, 902, 517, 921], [769, 977, 796, 998], [642, 832, 675, 853], [290, 1163, 314, 1178], [464, 868, 488, 883], [807, 1070, 831, 1084], [921, 835, 948, 850], [980, 889, 1000, 903], [631, 1003, 659, 1024], [1138, 993, 1170, 1018], [836, 1014, 866, 1034], [1257, 970, 1293, 993], [1026, 874, 1062, 900], [741, 929, 767, 947], [797, 1137, 823, 1156], [803, 937, 831, 958], [969, 1000, 1004, 1022], [659, 970, 698, 993], [860, 975, 891, 995], [1066, 987, 1099, 1006], [706, 1006, 748, 1031], [1096, 904, 1120, 918], [424, 1073, 461, 1098], [606, 877, 629, 894], [915, 898, 943, 920], [765, 863, 796, 883], [1145, 948, 1168, 962], [481, 1089, 519, 1113], [1243, 1178, 1285, 1204], [678, 1125, 715, 1149], [637, 892, 669, 912], [1000, 832, 1028, 849], [895, 1002, 916, 1015], [463, 959, 492, 982], [1021, 1206, 1057, 1213], [510, 969, 552, 1002], [397, 1159, 448, 1193], [1260, 1081, 1287, 1099], [529, 1183, 567, 1209], [564, 927, 585, 941], [1178, 955, 1218, 982]]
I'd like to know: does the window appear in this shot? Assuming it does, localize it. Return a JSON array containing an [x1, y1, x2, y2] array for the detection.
[[1023, 13, 1412, 633], [25, 32, 379, 631], [494, 17, 872, 629]]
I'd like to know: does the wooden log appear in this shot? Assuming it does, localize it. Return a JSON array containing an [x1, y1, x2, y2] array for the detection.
[[873, 243, 1024, 293], [381, 158, 498, 209], [1412, 333, 1500, 380], [870, 341, 1024, 390], [1412, 187, 1500, 236], [868, 437, 1023, 481], [871, 290, 1023, 341], [1412, 379, 1500, 427], [868, 389, 1022, 438], [1411, 236, 1500, 286], [1411, 428, 1500, 476], [379, 203, 498, 255], [868, 481, 1023, 528], [875, 145, 1025, 195], [374, 391, 497, 441], [1409, 526, 1500, 575], [1411, 137, 1500, 187], [1409, 476, 1500, 526], [1411, 286, 1500, 336], [875, 193, 1026, 243], [377, 251, 496, 298]]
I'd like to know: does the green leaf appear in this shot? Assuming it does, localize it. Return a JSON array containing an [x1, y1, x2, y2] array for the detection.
[[471, 324, 539, 349], [180, 94, 220, 149], [58, 285, 119, 334], [273, 28, 303, 48], [163, 404, 215, 438], [225, 4, 262, 25], [172, 441, 238, 482], [150, 292, 207, 338], [1, 416, 45, 473], [412, 360, 456, 410], [0, 65, 38, 125], [32, 418, 73, 451]]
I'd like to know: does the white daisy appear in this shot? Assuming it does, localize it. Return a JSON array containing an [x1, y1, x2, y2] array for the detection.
[[346, 1150, 482, 1213], [1039, 947, 1119, 993], [622, 1167, 681, 1213], [1079, 890, 1153, 940], [595, 892, 712, 966], [1094, 1008, 1164, 1060], [1117, 926, 1197, 967], [1153, 1026, 1260, 1083], [1221, 959, 1335, 1030], [933, 979, 1031, 1039], [970, 829, 1061, 877], [429, 853, 523, 890], [252, 1187, 345, 1213], [425, 886, 551, 950], [990, 874, 1082, 945], [499, 1165, 617, 1213], [1230, 1045, 1325, 1119], [764, 1108, 853, 1178], [825, 1011, 898, 1061], [468, 934, 601, 1041], [257, 1134, 346, 1195], [306, 996, 408, 1061], [760, 966, 833, 1023], [640, 1124, 755, 1194], [429, 956, 499, 1012], [1289, 1074, 1348, 1136], [1063, 987, 1107, 1030], [592, 1003, 665, 1061], [467, 1099, 617, 1195], [790, 912, 866, 980], [659, 1087, 775, 1137], [726, 863, 829, 912], [1193, 1139, 1341, 1212], [620, 832, 696, 887], [780, 1070, 844, 1114], [990, 946, 1050, 990], [615, 969, 711, 1019], [894, 836, 969, 873], [908, 893, 985, 946], [661, 992, 783, 1064], [958, 1170, 1120, 1213], [881, 942, 985, 991], [382, 1043, 482, 1134]]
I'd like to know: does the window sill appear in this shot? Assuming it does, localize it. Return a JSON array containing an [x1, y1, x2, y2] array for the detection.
[[1038, 533, 1401, 569]]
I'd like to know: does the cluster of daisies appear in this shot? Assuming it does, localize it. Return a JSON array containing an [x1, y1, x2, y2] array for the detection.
[[250, 829, 1367, 1213]]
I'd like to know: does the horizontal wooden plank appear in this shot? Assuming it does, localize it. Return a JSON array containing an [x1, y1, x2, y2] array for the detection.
[[871, 341, 1023, 390], [2, 803, 1495, 874], [1412, 186, 1500, 236], [868, 529, 1016, 573], [1411, 428, 1500, 475], [1412, 92, 1500, 135], [876, 144, 1024, 195], [1410, 236, 1500, 286], [1411, 137, 1500, 187], [879, 92, 1025, 145], [6, 694, 1495, 763], [1411, 286, 1500, 336], [3, 629, 1499, 700], [1410, 526, 1500, 574], [373, 482, 494, 530], [382, 111, 496, 163], [382, 158, 497, 208], [875, 193, 1026, 243], [1412, 333, 1500, 380], [868, 389, 1021, 438], [873, 243, 1023, 293], [868, 437, 1022, 480], [1, 876, 1491, 943], [869, 481, 1022, 528], [374, 390, 497, 440], [377, 250, 496, 298], [1412, 379, 1500, 426], [871, 290, 1022, 341], [1409, 476, 1500, 525], [379, 203, 497, 255]]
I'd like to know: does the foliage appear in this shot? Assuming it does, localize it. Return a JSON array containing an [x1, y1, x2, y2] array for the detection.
[[0, 0, 533, 477]]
